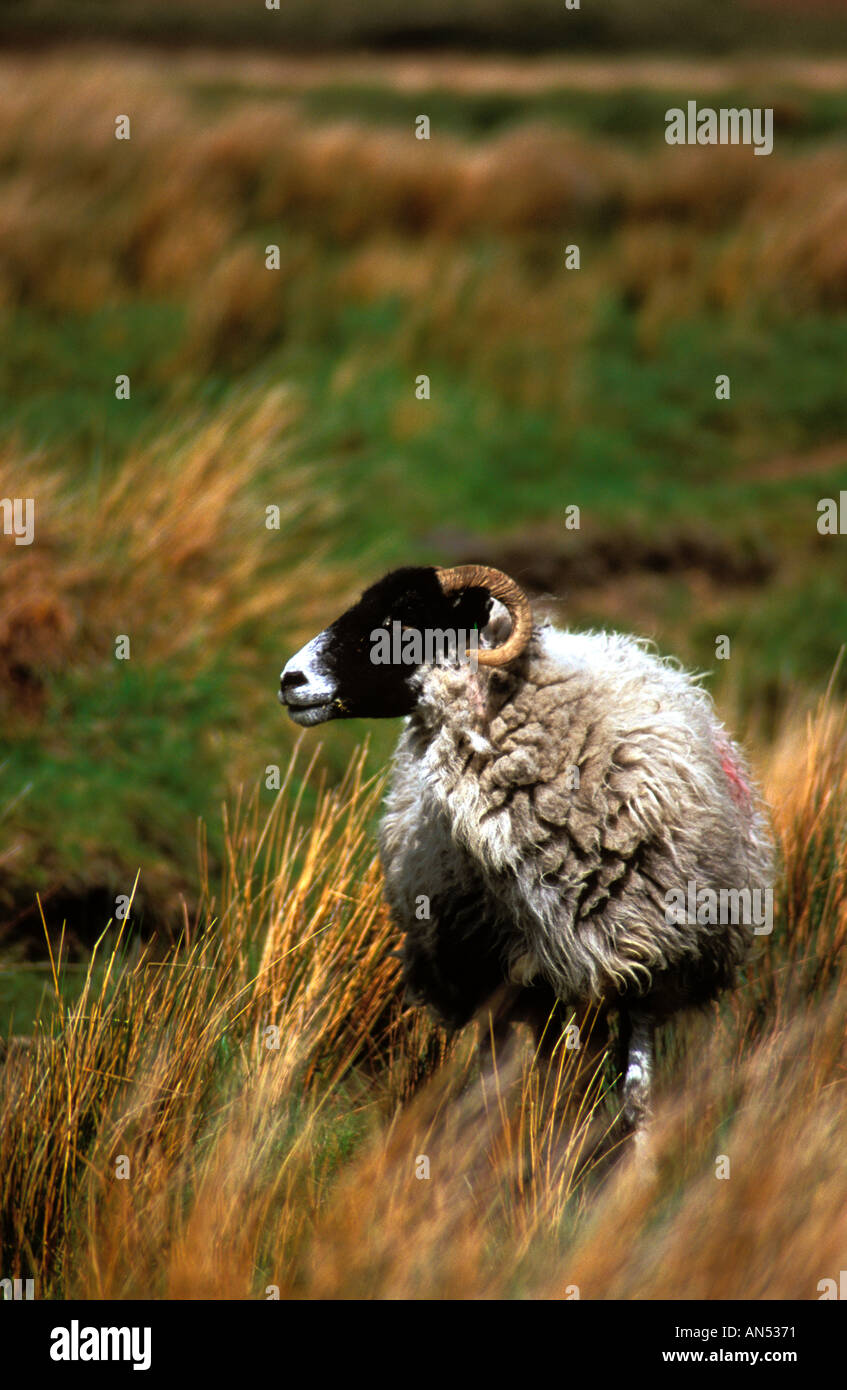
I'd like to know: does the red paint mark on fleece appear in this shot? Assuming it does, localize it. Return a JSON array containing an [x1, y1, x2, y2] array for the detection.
[[715, 734, 752, 807]]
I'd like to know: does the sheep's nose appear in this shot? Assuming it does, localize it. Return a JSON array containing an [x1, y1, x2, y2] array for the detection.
[[279, 667, 307, 700]]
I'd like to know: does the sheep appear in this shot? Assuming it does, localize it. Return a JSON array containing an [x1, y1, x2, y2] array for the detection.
[[278, 563, 774, 1140]]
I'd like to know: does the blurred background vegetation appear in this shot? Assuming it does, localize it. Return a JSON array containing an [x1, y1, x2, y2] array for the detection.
[[3, 0, 845, 53], [1, 2, 846, 1025]]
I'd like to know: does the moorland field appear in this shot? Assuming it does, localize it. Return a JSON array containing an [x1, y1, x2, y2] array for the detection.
[[1, 15, 846, 1297]]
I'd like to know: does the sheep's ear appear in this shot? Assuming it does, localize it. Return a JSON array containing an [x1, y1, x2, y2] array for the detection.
[[482, 600, 511, 647]]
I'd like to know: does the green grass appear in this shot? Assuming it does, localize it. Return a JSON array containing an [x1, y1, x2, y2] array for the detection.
[[269, 84, 847, 145], [0, 665, 235, 958], [5, 293, 847, 517], [1, 296, 844, 566], [0, 303, 185, 462], [0, 960, 103, 1038]]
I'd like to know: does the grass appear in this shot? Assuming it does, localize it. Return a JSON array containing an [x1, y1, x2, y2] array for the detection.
[[289, 83, 847, 143], [2, 697, 845, 1298], [0, 387, 356, 931], [0, 303, 183, 458]]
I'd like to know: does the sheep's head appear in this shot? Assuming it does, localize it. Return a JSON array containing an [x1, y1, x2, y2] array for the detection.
[[278, 564, 532, 725]]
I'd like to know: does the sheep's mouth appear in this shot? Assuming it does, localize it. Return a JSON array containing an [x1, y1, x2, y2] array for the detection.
[[278, 691, 337, 726], [288, 702, 335, 726]]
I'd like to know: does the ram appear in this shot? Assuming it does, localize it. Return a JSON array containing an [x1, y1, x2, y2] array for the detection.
[[278, 564, 774, 1138]]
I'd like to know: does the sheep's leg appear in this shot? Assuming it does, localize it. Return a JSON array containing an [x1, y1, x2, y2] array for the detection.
[[619, 1008, 654, 1145], [477, 984, 516, 1070], [478, 980, 572, 1072]]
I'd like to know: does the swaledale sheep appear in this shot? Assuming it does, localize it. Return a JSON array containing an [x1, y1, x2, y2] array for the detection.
[[278, 564, 774, 1138]]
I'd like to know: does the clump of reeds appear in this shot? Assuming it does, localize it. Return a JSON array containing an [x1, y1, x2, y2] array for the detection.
[[0, 386, 342, 714], [2, 50, 844, 332]]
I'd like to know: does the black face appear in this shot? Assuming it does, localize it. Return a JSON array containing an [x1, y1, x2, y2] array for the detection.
[[278, 567, 493, 725]]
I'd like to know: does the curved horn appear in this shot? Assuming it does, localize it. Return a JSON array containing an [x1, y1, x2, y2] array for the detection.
[[436, 564, 533, 667]]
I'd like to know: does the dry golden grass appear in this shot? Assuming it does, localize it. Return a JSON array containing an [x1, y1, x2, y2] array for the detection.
[[2, 48, 846, 341], [0, 387, 342, 717], [754, 677, 847, 1018], [164, 50, 847, 97], [2, 691, 845, 1299], [735, 150, 847, 308], [0, 746, 411, 1296]]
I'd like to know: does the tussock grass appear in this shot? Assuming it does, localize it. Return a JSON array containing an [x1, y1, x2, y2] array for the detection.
[[2, 699, 845, 1299], [1, 747, 409, 1295], [0, 386, 354, 930], [754, 676, 847, 1018], [0, 387, 334, 689], [3, 52, 847, 326]]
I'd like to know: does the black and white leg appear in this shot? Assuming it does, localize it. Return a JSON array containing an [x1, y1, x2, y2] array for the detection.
[[619, 1008, 654, 1142]]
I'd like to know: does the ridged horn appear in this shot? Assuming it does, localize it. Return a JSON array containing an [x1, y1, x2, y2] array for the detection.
[[435, 564, 533, 667]]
